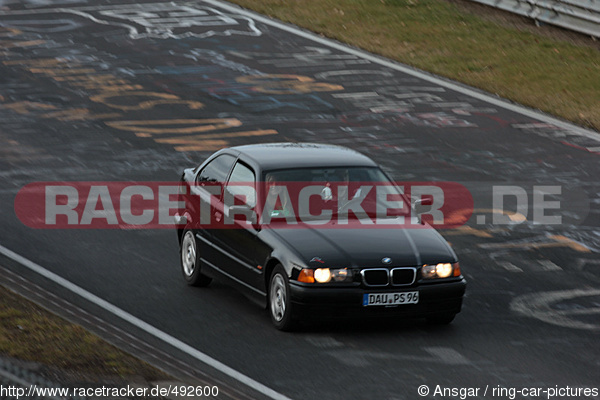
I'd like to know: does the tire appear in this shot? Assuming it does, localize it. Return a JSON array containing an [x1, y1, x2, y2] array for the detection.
[[427, 313, 455, 325], [268, 265, 296, 331], [180, 230, 212, 287]]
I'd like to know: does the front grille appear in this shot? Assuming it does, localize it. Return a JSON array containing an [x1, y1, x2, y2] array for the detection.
[[391, 268, 416, 286], [361, 268, 389, 286], [361, 267, 417, 287]]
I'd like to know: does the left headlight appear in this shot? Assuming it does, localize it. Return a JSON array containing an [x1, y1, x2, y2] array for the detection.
[[421, 263, 461, 279], [298, 268, 352, 283]]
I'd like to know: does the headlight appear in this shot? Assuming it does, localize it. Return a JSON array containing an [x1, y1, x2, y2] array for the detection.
[[421, 263, 460, 279], [331, 268, 350, 282], [298, 268, 352, 283], [314, 268, 332, 283]]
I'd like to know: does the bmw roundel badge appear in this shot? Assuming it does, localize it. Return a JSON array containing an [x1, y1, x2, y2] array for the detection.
[[382, 257, 392, 265]]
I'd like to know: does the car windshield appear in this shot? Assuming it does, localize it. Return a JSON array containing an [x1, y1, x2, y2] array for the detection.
[[263, 167, 410, 221]]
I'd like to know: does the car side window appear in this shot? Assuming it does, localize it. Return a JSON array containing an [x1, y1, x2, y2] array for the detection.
[[226, 162, 256, 208], [196, 154, 236, 184]]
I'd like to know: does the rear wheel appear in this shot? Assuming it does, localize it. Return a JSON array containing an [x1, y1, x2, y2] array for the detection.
[[180, 230, 212, 287], [269, 265, 296, 331]]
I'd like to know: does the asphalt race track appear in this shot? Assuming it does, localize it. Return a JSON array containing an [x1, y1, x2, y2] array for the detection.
[[0, 0, 599, 399]]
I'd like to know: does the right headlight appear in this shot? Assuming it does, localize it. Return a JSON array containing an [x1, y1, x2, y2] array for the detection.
[[298, 268, 353, 283], [421, 263, 461, 279]]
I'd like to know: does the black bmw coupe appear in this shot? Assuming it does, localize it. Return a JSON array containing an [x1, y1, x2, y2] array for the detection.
[[176, 143, 466, 330]]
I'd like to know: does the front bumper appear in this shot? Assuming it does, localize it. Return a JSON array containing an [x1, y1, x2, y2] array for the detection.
[[289, 278, 466, 319]]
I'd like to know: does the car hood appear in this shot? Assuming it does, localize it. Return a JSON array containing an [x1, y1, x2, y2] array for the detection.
[[269, 223, 457, 268]]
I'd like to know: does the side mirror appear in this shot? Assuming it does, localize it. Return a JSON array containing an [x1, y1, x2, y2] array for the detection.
[[173, 214, 188, 226], [413, 197, 433, 215]]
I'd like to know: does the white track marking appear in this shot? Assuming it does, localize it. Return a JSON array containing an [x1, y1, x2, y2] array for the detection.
[[511, 288, 600, 331], [0, 244, 292, 400], [0, 1, 598, 140], [498, 261, 524, 273], [203, 0, 600, 141]]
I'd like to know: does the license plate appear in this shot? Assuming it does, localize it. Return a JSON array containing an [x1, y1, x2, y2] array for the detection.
[[363, 291, 419, 306]]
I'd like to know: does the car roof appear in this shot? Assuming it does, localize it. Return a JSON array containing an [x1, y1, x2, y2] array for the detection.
[[229, 143, 378, 171]]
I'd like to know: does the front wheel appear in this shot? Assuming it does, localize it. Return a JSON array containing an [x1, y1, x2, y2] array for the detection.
[[180, 230, 212, 287], [269, 265, 296, 331]]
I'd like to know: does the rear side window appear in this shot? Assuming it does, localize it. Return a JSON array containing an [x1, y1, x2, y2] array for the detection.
[[227, 162, 256, 208], [197, 154, 236, 184]]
